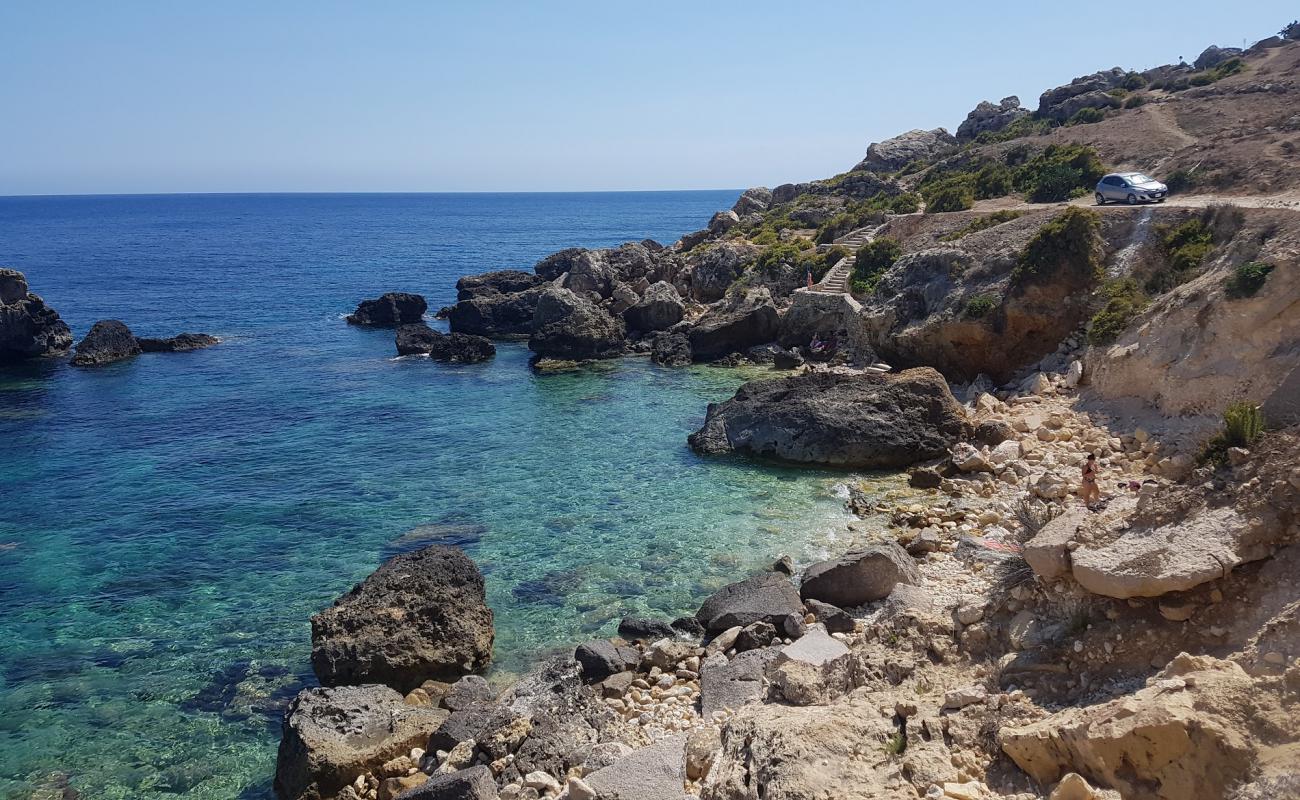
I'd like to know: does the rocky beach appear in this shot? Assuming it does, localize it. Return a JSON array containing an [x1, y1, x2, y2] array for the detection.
[[3, 18, 1300, 800]]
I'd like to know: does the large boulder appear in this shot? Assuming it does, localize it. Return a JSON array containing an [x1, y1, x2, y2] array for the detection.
[[1037, 68, 1125, 119], [695, 572, 804, 633], [560, 243, 665, 299], [584, 734, 687, 800], [686, 288, 779, 361], [395, 324, 495, 363], [310, 545, 494, 693], [534, 248, 589, 281], [623, 282, 684, 333], [1001, 655, 1295, 800], [136, 333, 219, 352], [686, 242, 760, 303], [852, 128, 956, 173], [273, 684, 448, 800], [447, 286, 544, 339], [732, 187, 772, 216], [348, 293, 428, 327], [394, 766, 497, 800], [455, 271, 543, 301], [0, 269, 73, 363], [650, 332, 692, 367], [688, 368, 969, 468], [956, 96, 1029, 141], [698, 649, 780, 719], [528, 286, 626, 361], [1193, 45, 1242, 71], [799, 543, 921, 607], [71, 320, 142, 367]]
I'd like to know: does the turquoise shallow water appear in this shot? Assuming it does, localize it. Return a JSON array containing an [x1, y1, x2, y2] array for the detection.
[[0, 193, 874, 799]]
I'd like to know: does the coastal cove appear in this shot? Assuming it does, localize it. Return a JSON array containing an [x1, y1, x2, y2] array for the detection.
[[0, 193, 875, 800]]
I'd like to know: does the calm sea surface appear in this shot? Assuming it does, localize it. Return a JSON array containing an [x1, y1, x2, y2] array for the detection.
[[0, 192, 877, 799]]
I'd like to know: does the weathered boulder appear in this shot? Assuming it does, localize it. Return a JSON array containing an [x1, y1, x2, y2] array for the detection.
[[688, 368, 969, 468], [395, 324, 495, 363], [852, 128, 956, 173], [136, 333, 220, 352], [1037, 68, 1125, 119], [956, 96, 1030, 141], [617, 617, 676, 642], [1001, 654, 1295, 800], [573, 640, 638, 682], [560, 243, 665, 299], [447, 286, 544, 339], [709, 210, 741, 234], [348, 293, 428, 327], [768, 627, 857, 705], [804, 599, 854, 633], [732, 187, 772, 216], [0, 269, 73, 363], [686, 288, 780, 361], [528, 286, 625, 361], [696, 572, 804, 633], [776, 289, 867, 352], [650, 331, 692, 367], [71, 320, 142, 367], [394, 765, 497, 800], [534, 248, 589, 281], [274, 684, 448, 800], [698, 649, 778, 719], [585, 733, 687, 800], [500, 656, 618, 779], [455, 271, 543, 302], [799, 543, 921, 607], [1193, 45, 1243, 71], [622, 282, 684, 333], [311, 545, 494, 693], [686, 242, 760, 303]]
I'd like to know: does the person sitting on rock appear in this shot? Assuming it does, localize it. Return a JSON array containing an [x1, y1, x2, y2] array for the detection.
[[1080, 453, 1102, 509]]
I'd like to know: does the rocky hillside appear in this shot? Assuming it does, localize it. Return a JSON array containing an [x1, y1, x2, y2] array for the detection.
[[271, 20, 1300, 800]]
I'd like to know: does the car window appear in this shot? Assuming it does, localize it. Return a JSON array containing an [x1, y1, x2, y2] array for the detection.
[[1104, 177, 1121, 186], [1129, 174, 1154, 183]]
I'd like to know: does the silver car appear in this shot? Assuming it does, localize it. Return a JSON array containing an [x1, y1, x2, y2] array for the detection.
[[1095, 172, 1168, 205]]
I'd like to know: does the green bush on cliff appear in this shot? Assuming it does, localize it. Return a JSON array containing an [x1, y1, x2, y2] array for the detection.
[[1223, 402, 1265, 446], [974, 116, 1054, 144], [1067, 107, 1106, 126], [1226, 261, 1274, 298], [1014, 144, 1105, 203], [823, 245, 851, 268], [963, 294, 998, 318], [1124, 94, 1147, 109], [1087, 279, 1148, 345], [890, 192, 921, 214], [851, 237, 902, 293], [1012, 207, 1102, 286], [1121, 71, 1148, 91], [925, 183, 975, 213], [973, 163, 1014, 199], [1148, 217, 1213, 292]]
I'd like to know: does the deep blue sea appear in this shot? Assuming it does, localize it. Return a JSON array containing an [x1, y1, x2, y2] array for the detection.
[[0, 192, 882, 799]]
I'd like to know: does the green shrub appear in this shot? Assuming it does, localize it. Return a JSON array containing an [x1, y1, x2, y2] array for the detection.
[[926, 184, 974, 213], [1190, 57, 1246, 88], [1014, 144, 1105, 203], [1087, 279, 1148, 345], [751, 228, 778, 245], [1068, 107, 1107, 125], [1029, 164, 1084, 202], [974, 115, 1054, 144], [1189, 73, 1214, 87], [890, 192, 921, 214], [1164, 168, 1197, 193], [1107, 88, 1129, 99], [1223, 402, 1264, 446], [1124, 94, 1147, 109], [1225, 261, 1274, 298], [974, 163, 1014, 199], [964, 294, 998, 318], [1012, 207, 1102, 286], [1162, 218, 1214, 272], [939, 210, 1024, 241], [1121, 71, 1148, 91], [852, 237, 902, 293]]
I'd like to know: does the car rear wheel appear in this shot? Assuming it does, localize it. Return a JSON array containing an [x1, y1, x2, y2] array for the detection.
[[1126, 194, 1138, 205], [1095, 192, 1106, 205]]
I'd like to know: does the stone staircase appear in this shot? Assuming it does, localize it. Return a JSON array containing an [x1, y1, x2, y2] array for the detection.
[[808, 223, 885, 294]]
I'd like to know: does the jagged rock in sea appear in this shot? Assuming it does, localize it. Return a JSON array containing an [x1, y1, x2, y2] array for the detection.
[[688, 367, 969, 468], [346, 292, 428, 327], [684, 241, 760, 303], [310, 545, 494, 692], [456, 270, 544, 301], [534, 248, 589, 281], [0, 268, 73, 363], [622, 281, 684, 333], [136, 332, 219, 352], [695, 572, 804, 633], [650, 331, 692, 367], [558, 242, 665, 300], [731, 187, 772, 216], [799, 543, 921, 607], [273, 683, 447, 800], [955, 96, 1029, 141], [852, 128, 957, 173], [448, 285, 545, 339], [527, 285, 626, 361], [395, 324, 495, 362], [71, 319, 142, 367], [685, 287, 780, 362]]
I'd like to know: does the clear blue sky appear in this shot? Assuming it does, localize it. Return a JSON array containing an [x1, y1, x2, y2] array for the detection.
[[1, 1, 1293, 195]]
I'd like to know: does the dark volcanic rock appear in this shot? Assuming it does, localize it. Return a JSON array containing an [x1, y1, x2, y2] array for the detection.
[[800, 543, 921, 608], [650, 332, 692, 367], [534, 248, 590, 281], [456, 270, 544, 301], [448, 286, 544, 339], [686, 288, 779, 361], [310, 545, 494, 693], [688, 367, 969, 468], [622, 281, 684, 333], [395, 324, 495, 363], [733, 621, 778, 652], [439, 675, 495, 711], [695, 572, 804, 633], [347, 292, 428, 327], [804, 599, 855, 633], [394, 765, 497, 800], [0, 269, 73, 363], [274, 684, 447, 800], [528, 286, 625, 361], [618, 617, 677, 642], [136, 333, 219, 352], [686, 241, 760, 303], [573, 640, 638, 681], [71, 320, 142, 367]]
